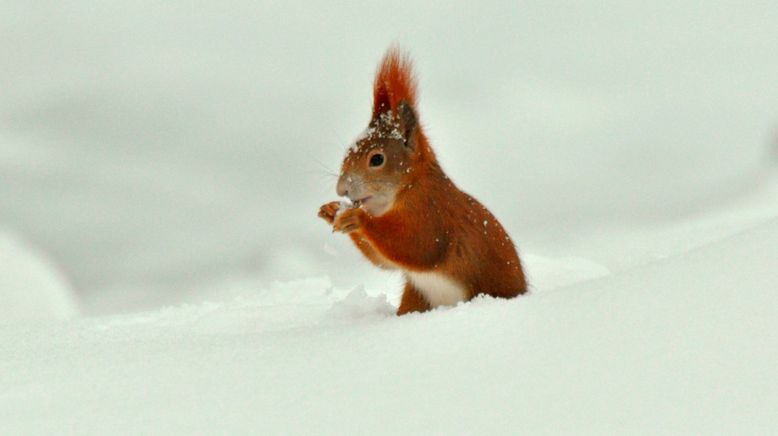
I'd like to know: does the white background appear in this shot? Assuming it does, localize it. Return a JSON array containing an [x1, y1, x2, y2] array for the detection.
[[1, 1, 777, 433]]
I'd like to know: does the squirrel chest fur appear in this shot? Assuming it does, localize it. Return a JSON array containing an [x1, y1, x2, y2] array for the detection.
[[319, 47, 527, 315]]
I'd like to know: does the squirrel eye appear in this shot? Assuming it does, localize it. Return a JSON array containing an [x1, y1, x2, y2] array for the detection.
[[369, 153, 385, 167]]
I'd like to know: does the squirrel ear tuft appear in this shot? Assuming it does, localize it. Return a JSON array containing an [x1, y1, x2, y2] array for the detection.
[[372, 47, 417, 119], [397, 100, 417, 147]]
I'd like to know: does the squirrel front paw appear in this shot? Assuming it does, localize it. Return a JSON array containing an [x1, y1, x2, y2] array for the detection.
[[318, 201, 341, 225], [332, 207, 366, 234]]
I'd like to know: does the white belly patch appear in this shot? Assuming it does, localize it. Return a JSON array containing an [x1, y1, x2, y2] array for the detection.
[[405, 271, 467, 308]]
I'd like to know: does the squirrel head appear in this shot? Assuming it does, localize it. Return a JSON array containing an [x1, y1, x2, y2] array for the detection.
[[337, 47, 435, 216]]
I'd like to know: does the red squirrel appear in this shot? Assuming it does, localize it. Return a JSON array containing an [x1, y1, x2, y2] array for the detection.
[[319, 48, 527, 315]]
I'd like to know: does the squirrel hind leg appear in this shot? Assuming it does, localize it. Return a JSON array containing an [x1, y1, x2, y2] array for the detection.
[[397, 282, 431, 315]]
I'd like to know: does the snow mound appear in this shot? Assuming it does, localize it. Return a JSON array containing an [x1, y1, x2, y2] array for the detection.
[[1, 219, 776, 434], [523, 254, 611, 292], [326, 285, 394, 321], [0, 230, 78, 321]]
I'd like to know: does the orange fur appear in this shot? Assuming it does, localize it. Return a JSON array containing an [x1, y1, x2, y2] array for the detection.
[[322, 48, 527, 315], [373, 47, 417, 118], [357, 165, 527, 301], [397, 282, 431, 315]]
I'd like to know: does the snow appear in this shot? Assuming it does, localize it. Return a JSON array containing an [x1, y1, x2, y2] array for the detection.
[[0, 230, 78, 321], [1, 218, 776, 434], [1, 0, 778, 434]]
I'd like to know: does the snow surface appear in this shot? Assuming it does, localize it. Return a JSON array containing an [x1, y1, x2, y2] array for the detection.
[[2, 217, 776, 434], [0, 230, 77, 321], [2, 0, 778, 434]]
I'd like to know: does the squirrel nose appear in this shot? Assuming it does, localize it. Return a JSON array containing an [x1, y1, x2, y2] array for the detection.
[[336, 178, 348, 197]]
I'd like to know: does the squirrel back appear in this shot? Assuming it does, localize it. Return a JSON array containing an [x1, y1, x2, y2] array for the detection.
[[319, 47, 527, 314]]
